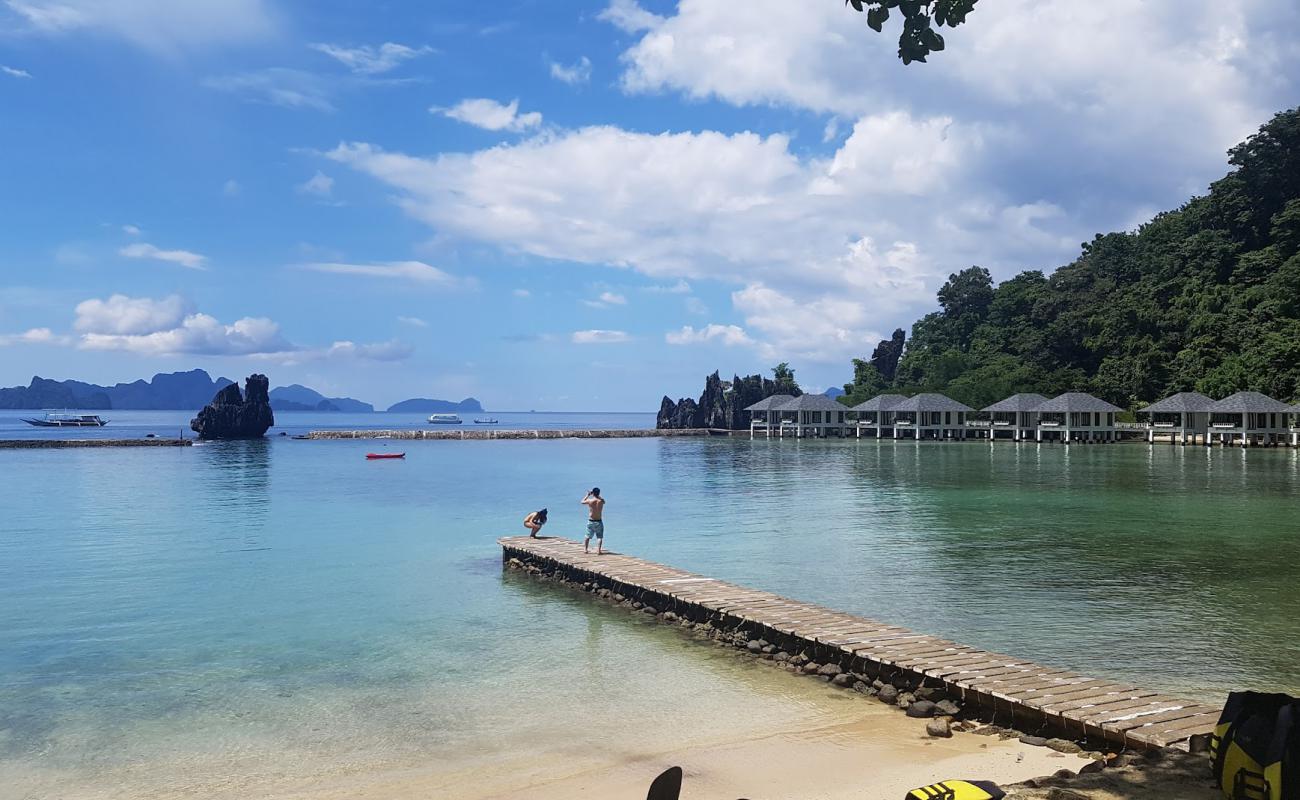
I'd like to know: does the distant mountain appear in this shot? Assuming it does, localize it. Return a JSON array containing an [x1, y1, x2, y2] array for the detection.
[[0, 370, 376, 412], [0, 369, 233, 410], [387, 397, 483, 413], [822, 386, 846, 399], [269, 385, 373, 413]]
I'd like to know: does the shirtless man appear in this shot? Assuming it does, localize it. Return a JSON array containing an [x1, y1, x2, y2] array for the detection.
[[581, 488, 605, 554]]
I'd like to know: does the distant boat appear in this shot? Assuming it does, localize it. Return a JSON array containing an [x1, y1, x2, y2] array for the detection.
[[427, 414, 462, 425], [366, 452, 405, 460], [22, 412, 108, 427], [473, 418, 499, 424]]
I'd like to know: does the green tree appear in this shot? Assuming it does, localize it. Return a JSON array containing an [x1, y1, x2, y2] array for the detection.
[[844, 0, 980, 65], [771, 363, 801, 395]]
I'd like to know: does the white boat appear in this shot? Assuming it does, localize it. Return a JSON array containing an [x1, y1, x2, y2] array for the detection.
[[427, 414, 463, 425], [22, 412, 109, 427]]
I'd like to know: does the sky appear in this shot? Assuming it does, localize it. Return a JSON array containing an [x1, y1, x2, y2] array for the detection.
[[2, 0, 1298, 411]]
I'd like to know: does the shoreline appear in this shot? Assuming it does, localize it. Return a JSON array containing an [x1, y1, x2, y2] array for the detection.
[[0, 438, 191, 448]]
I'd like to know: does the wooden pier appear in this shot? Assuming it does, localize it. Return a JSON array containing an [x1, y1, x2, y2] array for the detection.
[[500, 536, 1219, 751], [308, 428, 716, 440]]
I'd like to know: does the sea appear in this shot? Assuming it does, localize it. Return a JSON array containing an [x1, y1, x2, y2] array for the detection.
[[3, 410, 1299, 798]]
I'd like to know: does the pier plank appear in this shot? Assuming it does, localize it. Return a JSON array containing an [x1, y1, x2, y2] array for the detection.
[[499, 536, 1219, 750]]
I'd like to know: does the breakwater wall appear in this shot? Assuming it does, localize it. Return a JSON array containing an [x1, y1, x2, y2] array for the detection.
[[500, 536, 1218, 753], [308, 428, 716, 440], [0, 438, 192, 449]]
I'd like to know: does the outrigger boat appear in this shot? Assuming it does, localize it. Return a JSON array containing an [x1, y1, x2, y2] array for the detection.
[[365, 452, 405, 460], [473, 418, 499, 424], [22, 412, 109, 427]]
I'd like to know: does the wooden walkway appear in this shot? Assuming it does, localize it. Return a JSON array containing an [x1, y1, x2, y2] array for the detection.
[[500, 536, 1219, 751]]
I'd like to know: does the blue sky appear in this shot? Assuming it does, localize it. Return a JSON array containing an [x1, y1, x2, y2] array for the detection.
[[2, 0, 1298, 410]]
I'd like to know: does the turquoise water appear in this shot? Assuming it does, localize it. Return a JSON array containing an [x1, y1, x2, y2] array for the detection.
[[2, 436, 1299, 796]]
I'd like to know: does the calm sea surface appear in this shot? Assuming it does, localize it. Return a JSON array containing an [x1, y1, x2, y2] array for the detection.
[[3, 419, 1299, 797]]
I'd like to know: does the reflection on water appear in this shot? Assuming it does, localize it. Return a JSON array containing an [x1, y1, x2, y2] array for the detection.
[[1, 437, 1298, 797]]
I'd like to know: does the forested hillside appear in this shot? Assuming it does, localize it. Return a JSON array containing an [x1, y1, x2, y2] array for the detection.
[[842, 107, 1300, 410]]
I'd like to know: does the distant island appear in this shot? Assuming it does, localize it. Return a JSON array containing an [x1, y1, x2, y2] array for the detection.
[[0, 370, 373, 412], [386, 397, 483, 413]]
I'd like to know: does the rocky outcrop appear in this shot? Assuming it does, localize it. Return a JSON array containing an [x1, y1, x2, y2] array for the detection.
[[871, 328, 907, 382], [190, 374, 274, 440], [657, 371, 802, 430]]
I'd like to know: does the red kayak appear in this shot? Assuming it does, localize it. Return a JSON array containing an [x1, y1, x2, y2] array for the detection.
[[366, 452, 405, 460]]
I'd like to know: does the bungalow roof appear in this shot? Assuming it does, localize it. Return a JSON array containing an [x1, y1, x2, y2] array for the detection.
[[1139, 392, 1216, 414], [1035, 392, 1124, 414], [848, 393, 908, 412], [982, 393, 1049, 413], [1206, 391, 1294, 414]]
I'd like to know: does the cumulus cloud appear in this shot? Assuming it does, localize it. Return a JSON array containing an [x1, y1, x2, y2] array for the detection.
[[122, 224, 141, 235], [309, 42, 432, 75], [549, 56, 592, 85], [69, 294, 407, 361], [665, 324, 753, 347], [435, 98, 541, 132], [397, 315, 428, 327], [0, 327, 64, 346], [300, 260, 468, 287], [642, 280, 691, 294], [572, 329, 630, 344], [4, 0, 274, 53], [597, 0, 662, 33], [584, 290, 627, 308], [119, 242, 206, 270], [2, 65, 32, 78]]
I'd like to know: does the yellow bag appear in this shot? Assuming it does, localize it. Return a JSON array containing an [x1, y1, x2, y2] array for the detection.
[[1209, 691, 1298, 800], [904, 779, 1005, 800]]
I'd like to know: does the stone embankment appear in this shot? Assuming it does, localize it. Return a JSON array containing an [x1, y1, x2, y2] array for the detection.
[[308, 428, 715, 440], [504, 553, 1218, 800], [0, 439, 191, 449]]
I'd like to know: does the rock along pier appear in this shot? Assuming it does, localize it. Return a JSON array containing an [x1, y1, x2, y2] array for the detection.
[[309, 428, 716, 440], [500, 536, 1219, 753]]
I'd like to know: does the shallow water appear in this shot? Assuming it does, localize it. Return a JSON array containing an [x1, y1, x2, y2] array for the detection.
[[2, 436, 1298, 797]]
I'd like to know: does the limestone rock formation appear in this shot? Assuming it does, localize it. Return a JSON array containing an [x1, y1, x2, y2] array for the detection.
[[190, 374, 275, 439], [656, 371, 803, 430]]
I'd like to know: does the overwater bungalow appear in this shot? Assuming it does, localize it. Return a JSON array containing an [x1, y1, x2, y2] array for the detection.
[[1138, 392, 1214, 445], [981, 393, 1049, 441], [889, 393, 973, 440], [1204, 391, 1293, 447], [744, 394, 795, 438], [849, 394, 908, 439], [774, 393, 849, 438], [1292, 403, 1300, 447], [1034, 392, 1123, 443]]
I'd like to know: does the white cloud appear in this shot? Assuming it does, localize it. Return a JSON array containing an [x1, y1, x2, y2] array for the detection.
[[74, 294, 188, 335], [584, 290, 628, 308], [665, 324, 753, 347], [119, 242, 206, 270], [322, 339, 413, 362], [642, 280, 691, 294], [435, 98, 541, 132], [122, 224, 141, 235], [2, 65, 32, 78], [309, 42, 432, 75], [222, 179, 241, 196], [204, 69, 334, 112], [0, 327, 64, 346], [397, 315, 428, 327], [300, 260, 468, 287], [4, 0, 274, 53], [298, 170, 334, 197], [597, 0, 662, 33], [572, 329, 630, 344], [549, 56, 592, 85], [512, 288, 531, 298], [684, 296, 707, 315]]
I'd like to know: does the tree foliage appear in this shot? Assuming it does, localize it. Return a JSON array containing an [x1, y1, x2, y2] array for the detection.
[[771, 362, 802, 395], [841, 107, 1300, 409], [844, 0, 979, 64]]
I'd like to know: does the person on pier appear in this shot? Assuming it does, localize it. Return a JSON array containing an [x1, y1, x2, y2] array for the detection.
[[523, 508, 547, 538], [581, 488, 605, 554]]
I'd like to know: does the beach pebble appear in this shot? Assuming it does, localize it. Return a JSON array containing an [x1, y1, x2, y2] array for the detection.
[[817, 663, 842, 677], [972, 725, 1002, 736], [891, 674, 914, 690], [877, 685, 899, 704], [1019, 735, 1049, 747], [914, 686, 945, 702], [747, 640, 763, 653], [831, 673, 854, 688], [1045, 787, 1090, 800], [926, 718, 953, 738], [1046, 738, 1083, 754], [896, 692, 916, 708], [774, 651, 790, 662], [852, 680, 873, 694], [801, 662, 822, 675], [935, 699, 962, 717], [1078, 759, 1105, 775], [662, 611, 677, 622], [761, 644, 775, 654], [906, 700, 937, 718]]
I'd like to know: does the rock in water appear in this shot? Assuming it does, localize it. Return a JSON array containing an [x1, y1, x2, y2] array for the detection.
[[190, 374, 274, 439]]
